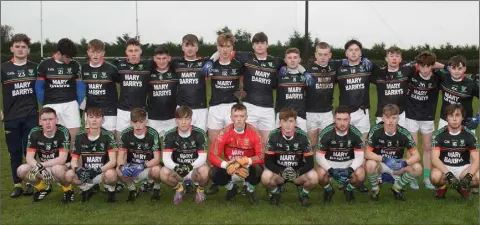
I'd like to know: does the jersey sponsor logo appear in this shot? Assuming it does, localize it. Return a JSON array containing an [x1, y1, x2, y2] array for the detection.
[[40, 152, 56, 161], [176, 153, 195, 164], [88, 83, 106, 95], [329, 151, 350, 161], [410, 89, 428, 101], [48, 68, 55, 72], [123, 74, 142, 87], [443, 92, 460, 105], [153, 84, 172, 97], [345, 77, 365, 91], [138, 64, 143, 70], [180, 72, 198, 84], [315, 77, 334, 89], [277, 154, 299, 167], [444, 151, 464, 164], [215, 80, 234, 89], [385, 83, 403, 96], [50, 80, 70, 88], [12, 82, 34, 96], [66, 67, 72, 74], [101, 72, 107, 78], [252, 70, 271, 84], [6, 71, 15, 76], [132, 152, 147, 160], [285, 87, 304, 100], [85, 156, 103, 169]]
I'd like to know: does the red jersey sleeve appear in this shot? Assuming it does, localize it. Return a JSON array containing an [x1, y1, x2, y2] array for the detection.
[[209, 127, 229, 168], [247, 124, 264, 165]]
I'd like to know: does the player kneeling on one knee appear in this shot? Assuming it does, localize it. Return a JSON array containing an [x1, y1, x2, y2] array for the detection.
[[315, 105, 365, 203], [116, 108, 162, 202], [160, 106, 210, 204], [209, 103, 264, 205], [16, 107, 72, 203], [64, 107, 118, 203], [430, 104, 479, 199], [261, 108, 317, 207], [365, 104, 422, 201]]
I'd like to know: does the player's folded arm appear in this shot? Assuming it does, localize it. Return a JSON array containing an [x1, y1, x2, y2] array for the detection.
[[298, 153, 314, 176], [315, 150, 332, 170], [265, 151, 283, 174], [192, 131, 207, 169], [162, 149, 178, 170]]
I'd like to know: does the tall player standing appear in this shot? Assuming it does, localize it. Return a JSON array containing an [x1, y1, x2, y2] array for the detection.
[[1, 33, 38, 197], [81, 39, 120, 132], [36, 38, 85, 146], [404, 51, 444, 189], [206, 33, 243, 145], [171, 34, 210, 132]]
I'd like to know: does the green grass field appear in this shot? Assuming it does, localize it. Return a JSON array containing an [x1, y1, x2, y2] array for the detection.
[[1, 82, 479, 225]]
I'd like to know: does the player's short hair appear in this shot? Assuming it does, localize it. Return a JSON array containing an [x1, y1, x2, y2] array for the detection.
[[231, 103, 247, 113], [182, 34, 199, 46], [386, 46, 402, 56], [315, 42, 331, 51], [344, 39, 362, 51], [11, 33, 31, 47], [382, 104, 400, 117], [252, 32, 268, 44], [154, 45, 169, 56], [334, 105, 351, 116], [40, 107, 57, 117], [448, 55, 467, 68], [87, 39, 105, 51], [444, 104, 465, 118], [85, 107, 104, 118], [217, 33, 235, 46], [285, 47, 300, 56], [130, 108, 147, 122], [175, 106, 193, 119], [126, 38, 141, 48], [415, 51, 436, 66], [279, 108, 297, 121], [57, 38, 78, 58]]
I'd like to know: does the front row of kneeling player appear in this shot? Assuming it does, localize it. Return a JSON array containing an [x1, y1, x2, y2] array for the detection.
[[17, 103, 478, 205]]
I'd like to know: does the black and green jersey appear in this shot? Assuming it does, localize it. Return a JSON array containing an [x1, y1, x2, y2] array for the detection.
[[365, 123, 416, 159], [275, 72, 307, 119], [405, 70, 443, 121], [71, 128, 116, 169], [371, 64, 415, 117], [1, 59, 38, 121], [171, 57, 209, 109], [265, 127, 312, 170], [317, 124, 363, 162], [37, 56, 81, 104], [209, 59, 243, 106], [26, 124, 71, 162], [432, 126, 478, 167], [439, 74, 479, 120], [304, 61, 340, 113], [119, 126, 160, 163], [234, 51, 285, 108], [162, 126, 207, 164], [81, 61, 120, 116], [336, 63, 373, 112], [147, 68, 179, 120], [115, 58, 154, 111]]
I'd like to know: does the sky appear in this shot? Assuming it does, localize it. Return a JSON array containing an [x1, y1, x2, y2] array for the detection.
[[1, 1, 479, 49]]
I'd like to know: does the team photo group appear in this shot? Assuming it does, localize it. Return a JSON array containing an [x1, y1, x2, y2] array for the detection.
[[2, 30, 479, 207]]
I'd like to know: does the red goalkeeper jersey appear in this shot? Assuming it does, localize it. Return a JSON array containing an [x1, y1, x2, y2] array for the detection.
[[209, 123, 264, 168]]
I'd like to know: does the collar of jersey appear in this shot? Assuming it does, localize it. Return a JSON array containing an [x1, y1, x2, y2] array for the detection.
[[281, 129, 295, 139], [89, 60, 104, 68], [177, 126, 192, 135], [43, 127, 58, 138], [447, 126, 462, 135], [10, 57, 27, 66]]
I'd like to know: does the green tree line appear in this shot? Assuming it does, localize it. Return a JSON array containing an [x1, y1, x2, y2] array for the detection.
[[2, 25, 479, 73]]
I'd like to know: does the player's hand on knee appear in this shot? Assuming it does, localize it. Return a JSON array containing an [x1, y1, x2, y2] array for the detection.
[[173, 164, 191, 177], [119, 163, 134, 177], [76, 167, 92, 183], [382, 157, 400, 170], [393, 159, 408, 171], [28, 162, 45, 181], [445, 172, 459, 188], [226, 161, 241, 175], [459, 173, 473, 188], [86, 167, 102, 179], [130, 162, 147, 177]]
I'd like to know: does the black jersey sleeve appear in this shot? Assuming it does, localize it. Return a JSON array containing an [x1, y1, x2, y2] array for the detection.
[[26, 129, 39, 150], [365, 128, 377, 149], [163, 133, 176, 150], [473, 80, 479, 98], [234, 51, 251, 64], [118, 132, 127, 150], [71, 134, 82, 156], [58, 126, 71, 150], [431, 130, 442, 148], [466, 131, 478, 151], [265, 153, 283, 174], [297, 134, 314, 175], [37, 60, 47, 78], [196, 131, 207, 151], [151, 130, 160, 153], [317, 128, 331, 151], [105, 130, 117, 152]]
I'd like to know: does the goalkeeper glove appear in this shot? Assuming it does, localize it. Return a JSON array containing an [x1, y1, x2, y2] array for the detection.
[[130, 162, 147, 177], [347, 167, 355, 177], [236, 167, 249, 179], [40, 168, 55, 185], [327, 168, 340, 179], [235, 157, 250, 166], [281, 167, 298, 182], [119, 163, 133, 177], [87, 167, 103, 179], [360, 56, 373, 71], [462, 114, 480, 130], [202, 61, 214, 77], [382, 157, 399, 170], [445, 171, 459, 188], [459, 173, 473, 188], [75, 167, 92, 183], [27, 162, 45, 181], [226, 161, 241, 175]]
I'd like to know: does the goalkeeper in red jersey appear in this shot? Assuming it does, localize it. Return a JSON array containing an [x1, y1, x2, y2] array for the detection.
[[209, 103, 264, 205]]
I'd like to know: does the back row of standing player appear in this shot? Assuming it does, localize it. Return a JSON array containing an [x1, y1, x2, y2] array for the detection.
[[1, 32, 478, 197]]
